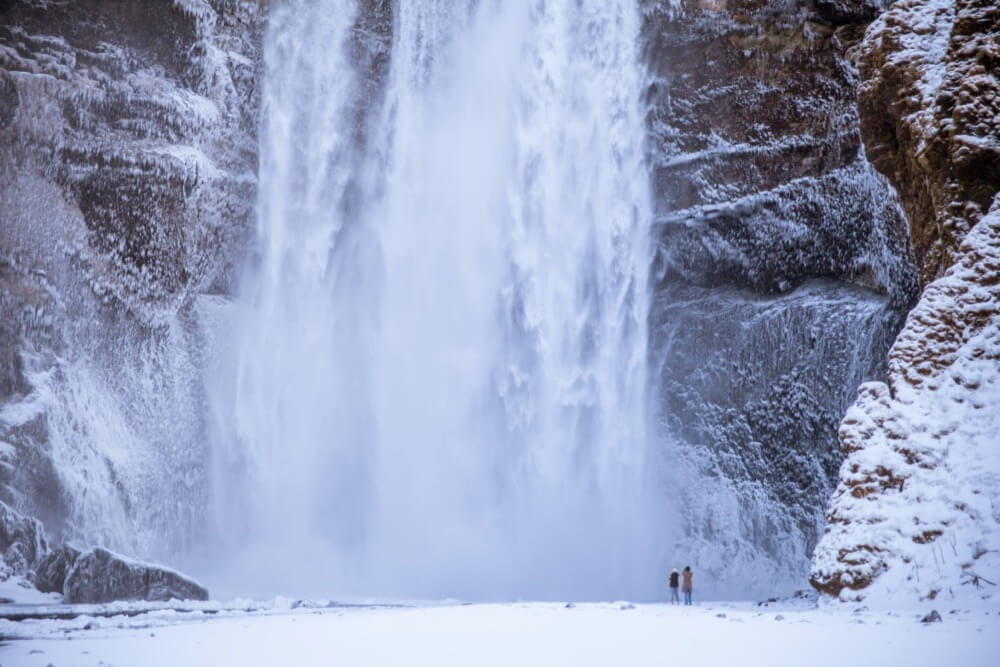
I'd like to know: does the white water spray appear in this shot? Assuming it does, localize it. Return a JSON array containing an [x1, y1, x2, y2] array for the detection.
[[210, 0, 660, 600]]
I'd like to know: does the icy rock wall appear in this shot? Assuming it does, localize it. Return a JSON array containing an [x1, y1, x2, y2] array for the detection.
[[812, 0, 1000, 604], [641, 0, 917, 595], [0, 0, 263, 561], [650, 281, 901, 594]]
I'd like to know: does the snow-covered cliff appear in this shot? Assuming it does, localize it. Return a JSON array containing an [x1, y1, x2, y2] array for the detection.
[[811, 0, 1000, 604], [811, 199, 1000, 605]]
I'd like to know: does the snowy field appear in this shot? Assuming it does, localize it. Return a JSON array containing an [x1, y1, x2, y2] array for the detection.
[[2, 598, 998, 667]]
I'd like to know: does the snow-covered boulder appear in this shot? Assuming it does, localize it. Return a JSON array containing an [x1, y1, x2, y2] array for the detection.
[[811, 202, 1000, 603], [0, 500, 48, 578], [34, 543, 81, 594], [63, 547, 209, 604], [1, 501, 208, 603]]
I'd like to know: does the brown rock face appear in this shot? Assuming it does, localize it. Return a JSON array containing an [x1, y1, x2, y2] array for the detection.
[[644, 0, 914, 297], [857, 0, 1000, 285], [0, 0, 262, 317]]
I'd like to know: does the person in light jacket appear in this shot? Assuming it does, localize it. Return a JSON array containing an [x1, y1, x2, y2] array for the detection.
[[682, 565, 693, 605], [668, 568, 680, 604]]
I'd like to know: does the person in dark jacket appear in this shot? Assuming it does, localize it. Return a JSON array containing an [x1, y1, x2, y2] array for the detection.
[[668, 568, 680, 604], [682, 566, 693, 606]]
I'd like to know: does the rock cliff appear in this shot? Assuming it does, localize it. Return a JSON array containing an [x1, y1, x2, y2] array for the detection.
[[642, 0, 917, 592], [812, 199, 1000, 604], [811, 0, 1000, 603], [0, 0, 263, 556], [855, 0, 1000, 286]]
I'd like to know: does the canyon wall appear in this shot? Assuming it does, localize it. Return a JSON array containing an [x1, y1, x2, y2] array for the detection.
[[811, 0, 1000, 604], [1, 0, 994, 602]]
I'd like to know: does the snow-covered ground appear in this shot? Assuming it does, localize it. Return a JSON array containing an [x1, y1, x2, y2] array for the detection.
[[2, 598, 998, 666], [0, 576, 61, 606]]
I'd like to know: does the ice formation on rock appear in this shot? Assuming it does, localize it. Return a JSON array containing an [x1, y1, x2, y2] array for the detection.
[[642, 0, 916, 595], [0, 0, 262, 560]]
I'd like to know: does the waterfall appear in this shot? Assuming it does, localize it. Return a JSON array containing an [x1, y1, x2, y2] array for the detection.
[[208, 0, 662, 600]]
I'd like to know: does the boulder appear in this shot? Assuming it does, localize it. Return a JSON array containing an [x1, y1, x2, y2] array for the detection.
[[63, 547, 208, 604], [34, 543, 81, 594], [0, 501, 48, 576]]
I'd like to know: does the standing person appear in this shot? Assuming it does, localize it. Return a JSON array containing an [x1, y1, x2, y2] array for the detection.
[[669, 568, 680, 605], [682, 566, 693, 606]]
